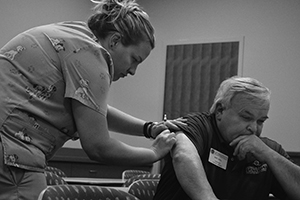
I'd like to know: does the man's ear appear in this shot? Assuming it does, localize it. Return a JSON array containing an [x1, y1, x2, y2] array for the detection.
[[109, 32, 121, 50], [215, 103, 225, 119]]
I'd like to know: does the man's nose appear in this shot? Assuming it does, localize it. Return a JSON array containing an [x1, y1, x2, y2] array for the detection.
[[247, 122, 258, 134]]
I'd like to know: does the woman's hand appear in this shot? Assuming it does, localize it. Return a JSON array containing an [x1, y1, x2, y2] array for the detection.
[[150, 129, 177, 160], [150, 117, 187, 138], [165, 117, 187, 131]]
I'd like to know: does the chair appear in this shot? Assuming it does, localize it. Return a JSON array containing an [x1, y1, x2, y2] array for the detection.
[[44, 171, 67, 185], [45, 165, 67, 177], [128, 179, 160, 200], [38, 185, 139, 200], [123, 173, 161, 187], [122, 169, 151, 180]]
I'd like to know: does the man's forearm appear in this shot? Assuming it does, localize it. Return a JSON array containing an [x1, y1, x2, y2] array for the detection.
[[173, 156, 218, 200], [266, 150, 300, 199]]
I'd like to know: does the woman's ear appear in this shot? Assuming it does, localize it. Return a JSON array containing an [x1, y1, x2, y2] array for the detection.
[[109, 32, 121, 50]]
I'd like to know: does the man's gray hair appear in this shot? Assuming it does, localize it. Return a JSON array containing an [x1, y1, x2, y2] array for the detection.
[[210, 76, 271, 113]]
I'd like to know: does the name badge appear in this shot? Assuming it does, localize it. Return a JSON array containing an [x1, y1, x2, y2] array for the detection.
[[208, 148, 228, 170]]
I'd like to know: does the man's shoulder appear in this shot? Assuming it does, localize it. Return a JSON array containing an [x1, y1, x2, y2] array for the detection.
[[177, 112, 213, 136], [184, 112, 212, 125], [176, 112, 214, 153]]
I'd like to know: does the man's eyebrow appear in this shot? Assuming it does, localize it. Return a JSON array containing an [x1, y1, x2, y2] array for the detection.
[[242, 110, 269, 120], [261, 116, 269, 120], [238, 109, 255, 118], [240, 110, 254, 116]]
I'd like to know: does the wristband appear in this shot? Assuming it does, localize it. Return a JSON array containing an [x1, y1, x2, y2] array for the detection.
[[143, 121, 154, 139]]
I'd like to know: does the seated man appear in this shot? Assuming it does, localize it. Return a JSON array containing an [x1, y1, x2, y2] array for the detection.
[[154, 76, 300, 200]]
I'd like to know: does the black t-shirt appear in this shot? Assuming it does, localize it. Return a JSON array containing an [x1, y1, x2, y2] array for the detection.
[[154, 112, 289, 200]]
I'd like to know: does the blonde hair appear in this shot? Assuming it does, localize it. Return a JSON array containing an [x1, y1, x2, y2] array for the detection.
[[88, 0, 155, 48], [210, 76, 271, 113]]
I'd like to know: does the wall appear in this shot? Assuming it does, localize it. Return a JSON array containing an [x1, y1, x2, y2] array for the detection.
[[1, 1, 300, 166], [0, 0, 94, 47], [109, 0, 300, 151]]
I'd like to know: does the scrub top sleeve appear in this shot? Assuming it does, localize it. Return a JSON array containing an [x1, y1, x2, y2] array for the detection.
[[62, 48, 111, 116]]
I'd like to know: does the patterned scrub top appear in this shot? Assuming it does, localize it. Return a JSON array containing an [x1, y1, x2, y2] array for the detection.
[[0, 21, 113, 172]]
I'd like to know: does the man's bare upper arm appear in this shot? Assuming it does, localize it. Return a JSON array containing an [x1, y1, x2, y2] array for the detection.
[[171, 131, 200, 160]]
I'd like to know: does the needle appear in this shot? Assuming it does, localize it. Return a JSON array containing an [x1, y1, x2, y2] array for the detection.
[[163, 114, 167, 122]]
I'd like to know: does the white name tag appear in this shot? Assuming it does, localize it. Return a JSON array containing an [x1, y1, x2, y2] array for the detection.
[[208, 148, 228, 170]]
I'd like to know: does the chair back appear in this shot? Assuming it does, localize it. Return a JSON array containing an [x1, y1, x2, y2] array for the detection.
[[124, 173, 161, 187], [128, 179, 160, 200], [122, 169, 150, 180], [45, 166, 67, 177], [44, 171, 67, 185], [38, 185, 139, 200]]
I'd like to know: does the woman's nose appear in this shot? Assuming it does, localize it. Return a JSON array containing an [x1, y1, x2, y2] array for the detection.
[[128, 66, 137, 76]]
